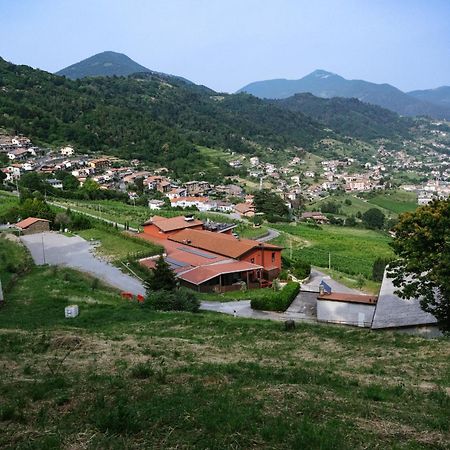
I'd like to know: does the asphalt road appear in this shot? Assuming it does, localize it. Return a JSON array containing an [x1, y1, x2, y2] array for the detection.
[[21, 232, 146, 296]]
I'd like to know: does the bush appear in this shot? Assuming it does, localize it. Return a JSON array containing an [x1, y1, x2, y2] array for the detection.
[[145, 288, 200, 312], [251, 282, 300, 312], [291, 260, 311, 280], [372, 257, 391, 281]]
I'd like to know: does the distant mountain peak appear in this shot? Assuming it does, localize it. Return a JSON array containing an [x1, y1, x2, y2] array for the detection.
[[310, 69, 337, 79], [56, 51, 151, 79]]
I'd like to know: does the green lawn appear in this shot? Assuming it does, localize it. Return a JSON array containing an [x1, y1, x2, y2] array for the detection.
[[76, 227, 161, 261], [0, 244, 448, 449], [272, 223, 394, 278]]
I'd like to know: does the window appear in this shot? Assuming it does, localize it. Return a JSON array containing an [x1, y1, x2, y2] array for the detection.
[[271, 252, 275, 263], [250, 258, 255, 263]]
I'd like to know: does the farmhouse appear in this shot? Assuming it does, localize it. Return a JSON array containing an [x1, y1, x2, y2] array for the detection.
[[142, 215, 204, 239], [15, 217, 50, 235], [168, 229, 282, 280]]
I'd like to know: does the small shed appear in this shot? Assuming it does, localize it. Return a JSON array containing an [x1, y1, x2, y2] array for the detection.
[[317, 290, 378, 328], [15, 217, 50, 235]]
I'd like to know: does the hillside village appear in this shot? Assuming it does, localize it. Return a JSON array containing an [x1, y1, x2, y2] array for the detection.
[[1, 131, 450, 220]]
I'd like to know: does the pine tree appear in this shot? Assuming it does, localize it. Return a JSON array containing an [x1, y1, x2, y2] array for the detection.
[[148, 255, 177, 291]]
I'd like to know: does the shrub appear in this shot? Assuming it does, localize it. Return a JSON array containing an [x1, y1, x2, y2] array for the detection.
[[145, 288, 200, 312], [251, 282, 300, 312]]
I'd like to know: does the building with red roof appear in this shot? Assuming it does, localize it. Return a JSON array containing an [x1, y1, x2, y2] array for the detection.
[[15, 217, 50, 235]]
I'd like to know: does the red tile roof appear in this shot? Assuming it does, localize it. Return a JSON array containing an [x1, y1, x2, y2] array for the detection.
[[15, 217, 50, 229], [143, 215, 203, 232], [168, 229, 282, 259], [178, 260, 263, 285], [317, 292, 378, 305]]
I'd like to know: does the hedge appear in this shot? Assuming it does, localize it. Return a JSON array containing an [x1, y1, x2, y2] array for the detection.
[[250, 282, 300, 312]]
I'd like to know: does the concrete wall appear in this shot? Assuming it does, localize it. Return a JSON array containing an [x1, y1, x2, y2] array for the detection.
[[317, 300, 375, 328]]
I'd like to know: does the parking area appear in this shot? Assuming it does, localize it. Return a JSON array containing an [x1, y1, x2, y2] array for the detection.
[[20, 232, 146, 296]]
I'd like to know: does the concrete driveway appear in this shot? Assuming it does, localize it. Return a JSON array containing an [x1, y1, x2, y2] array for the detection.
[[301, 268, 361, 294], [20, 232, 146, 296]]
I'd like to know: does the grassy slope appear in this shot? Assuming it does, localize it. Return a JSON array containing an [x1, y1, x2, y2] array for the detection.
[[76, 228, 160, 261], [0, 191, 19, 217], [272, 224, 394, 278], [307, 190, 418, 218], [0, 259, 449, 449]]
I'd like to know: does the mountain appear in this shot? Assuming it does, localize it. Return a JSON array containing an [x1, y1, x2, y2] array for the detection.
[[407, 86, 450, 109], [0, 57, 324, 178], [269, 93, 412, 140], [238, 70, 450, 119], [56, 51, 153, 79]]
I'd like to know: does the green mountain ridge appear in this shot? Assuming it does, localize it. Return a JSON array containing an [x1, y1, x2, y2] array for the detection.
[[269, 93, 413, 140], [408, 86, 450, 109], [0, 57, 325, 177], [239, 70, 450, 119]]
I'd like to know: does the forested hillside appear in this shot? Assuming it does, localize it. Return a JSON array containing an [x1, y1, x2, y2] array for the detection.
[[270, 93, 413, 140], [0, 58, 324, 175]]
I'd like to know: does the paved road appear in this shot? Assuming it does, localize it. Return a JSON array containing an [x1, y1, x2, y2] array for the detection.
[[21, 232, 146, 296], [301, 268, 361, 294], [256, 227, 280, 242]]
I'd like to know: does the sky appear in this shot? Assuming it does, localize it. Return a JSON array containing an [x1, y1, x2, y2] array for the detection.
[[1, 0, 449, 93]]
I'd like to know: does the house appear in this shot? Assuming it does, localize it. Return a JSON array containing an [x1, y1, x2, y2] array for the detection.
[[317, 287, 378, 328], [216, 201, 234, 213], [142, 215, 204, 239], [60, 146, 74, 156], [166, 187, 187, 199], [249, 156, 260, 166], [168, 229, 283, 280], [170, 196, 217, 212], [89, 158, 111, 171], [7, 148, 29, 161], [301, 212, 329, 224], [148, 199, 166, 210], [234, 202, 255, 217], [46, 178, 63, 189], [184, 181, 210, 196], [139, 239, 264, 293], [371, 271, 440, 337], [15, 217, 50, 235]]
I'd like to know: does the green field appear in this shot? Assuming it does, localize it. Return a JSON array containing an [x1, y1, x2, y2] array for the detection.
[[76, 227, 161, 261], [0, 242, 449, 449], [366, 190, 418, 214], [0, 191, 19, 217], [272, 223, 394, 278], [308, 190, 418, 218]]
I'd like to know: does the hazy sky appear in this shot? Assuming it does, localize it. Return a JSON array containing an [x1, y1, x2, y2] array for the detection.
[[1, 0, 449, 92]]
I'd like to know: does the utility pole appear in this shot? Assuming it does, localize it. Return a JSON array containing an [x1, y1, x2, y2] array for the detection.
[[328, 252, 331, 270]]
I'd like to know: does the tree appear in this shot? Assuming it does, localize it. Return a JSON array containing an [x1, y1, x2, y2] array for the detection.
[[389, 199, 450, 333], [362, 208, 385, 229], [148, 255, 177, 291], [372, 257, 391, 282], [253, 189, 289, 221]]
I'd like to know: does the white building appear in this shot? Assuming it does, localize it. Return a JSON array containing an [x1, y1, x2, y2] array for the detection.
[[171, 196, 217, 212], [61, 146, 75, 156], [249, 156, 260, 166], [148, 199, 166, 210]]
